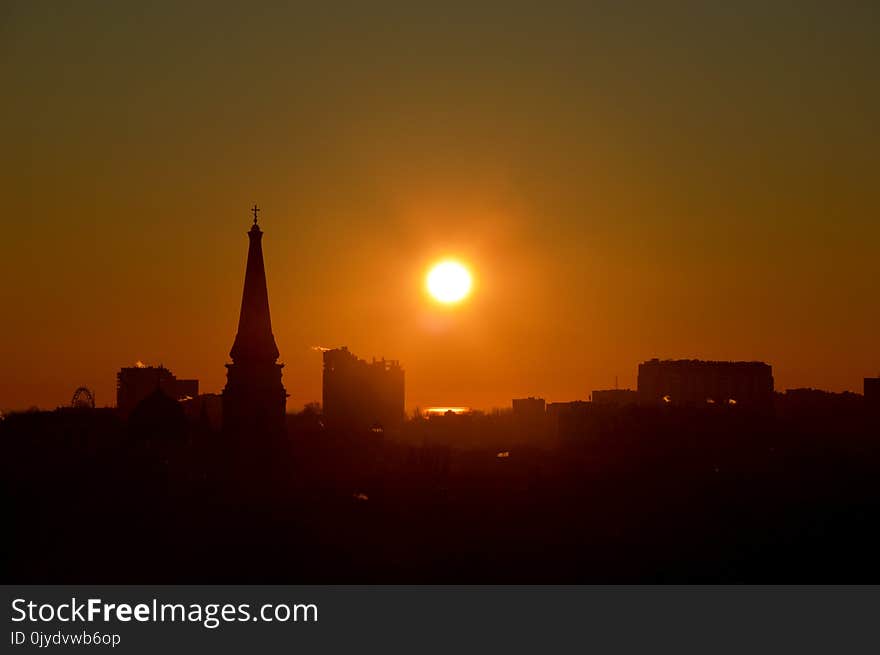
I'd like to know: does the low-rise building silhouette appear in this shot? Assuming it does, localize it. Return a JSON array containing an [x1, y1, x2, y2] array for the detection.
[[127, 387, 187, 441], [546, 400, 589, 419], [322, 347, 404, 430], [637, 358, 773, 408], [116, 364, 198, 418], [775, 388, 864, 419], [512, 397, 546, 420], [546, 400, 590, 441], [591, 389, 638, 406], [511, 397, 548, 439]]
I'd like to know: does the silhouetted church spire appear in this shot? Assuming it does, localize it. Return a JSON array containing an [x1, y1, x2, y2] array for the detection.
[[229, 205, 280, 364], [223, 206, 287, 435]]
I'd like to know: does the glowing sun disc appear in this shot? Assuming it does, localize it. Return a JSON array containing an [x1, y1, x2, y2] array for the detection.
[[426, 261, 472, 303]]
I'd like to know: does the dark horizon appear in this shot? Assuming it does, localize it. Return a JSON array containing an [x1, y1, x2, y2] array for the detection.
[[3, 205, 878, 584]]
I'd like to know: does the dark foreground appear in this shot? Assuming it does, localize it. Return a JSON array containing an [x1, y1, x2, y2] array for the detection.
[[4, 402, 880, 583]]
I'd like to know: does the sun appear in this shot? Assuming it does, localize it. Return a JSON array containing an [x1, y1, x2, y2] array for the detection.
[[426, 260, 472, 304]]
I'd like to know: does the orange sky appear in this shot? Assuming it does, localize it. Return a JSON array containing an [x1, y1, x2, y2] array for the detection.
[[1, 3, 878, 412]]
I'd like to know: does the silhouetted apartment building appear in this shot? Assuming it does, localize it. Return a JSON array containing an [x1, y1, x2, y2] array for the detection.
[[322, 347, 405, 430], [511, 397, 548, 439], [637, 358, 773, 408], [546, 400, 590, 425], [116, 364, 198, 417], [865, 378, 880, 408], [591, 389, 638, 406], [546, 400, 589, 420], [546, 400, 590, 440], [512, 397, 546, 420]]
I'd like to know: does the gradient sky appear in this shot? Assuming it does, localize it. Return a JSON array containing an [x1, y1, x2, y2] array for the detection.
[[2, 2, 878, 412]]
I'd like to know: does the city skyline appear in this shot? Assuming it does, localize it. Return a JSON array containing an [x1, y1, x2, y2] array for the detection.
[[1, 207, 876, 414], [2, 3, 879, 412], [5, 1, 880, 594]]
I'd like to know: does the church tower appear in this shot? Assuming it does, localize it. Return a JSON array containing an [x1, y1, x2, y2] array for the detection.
[[222, 206, 287, 435]]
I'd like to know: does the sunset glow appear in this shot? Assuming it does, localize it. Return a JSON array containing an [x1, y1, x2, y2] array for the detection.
[[5, 1, 880, 598], [1, 3, 877, 414]]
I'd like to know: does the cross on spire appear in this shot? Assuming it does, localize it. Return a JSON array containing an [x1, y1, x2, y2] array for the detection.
[[251, 203, 260, 225]]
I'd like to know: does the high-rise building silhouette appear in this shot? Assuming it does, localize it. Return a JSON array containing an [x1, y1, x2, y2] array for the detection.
[[222, 207, 287, 435], [322, 346, 404, 430], [866, 377, 880, 409], [116, 364, 198, 418]]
